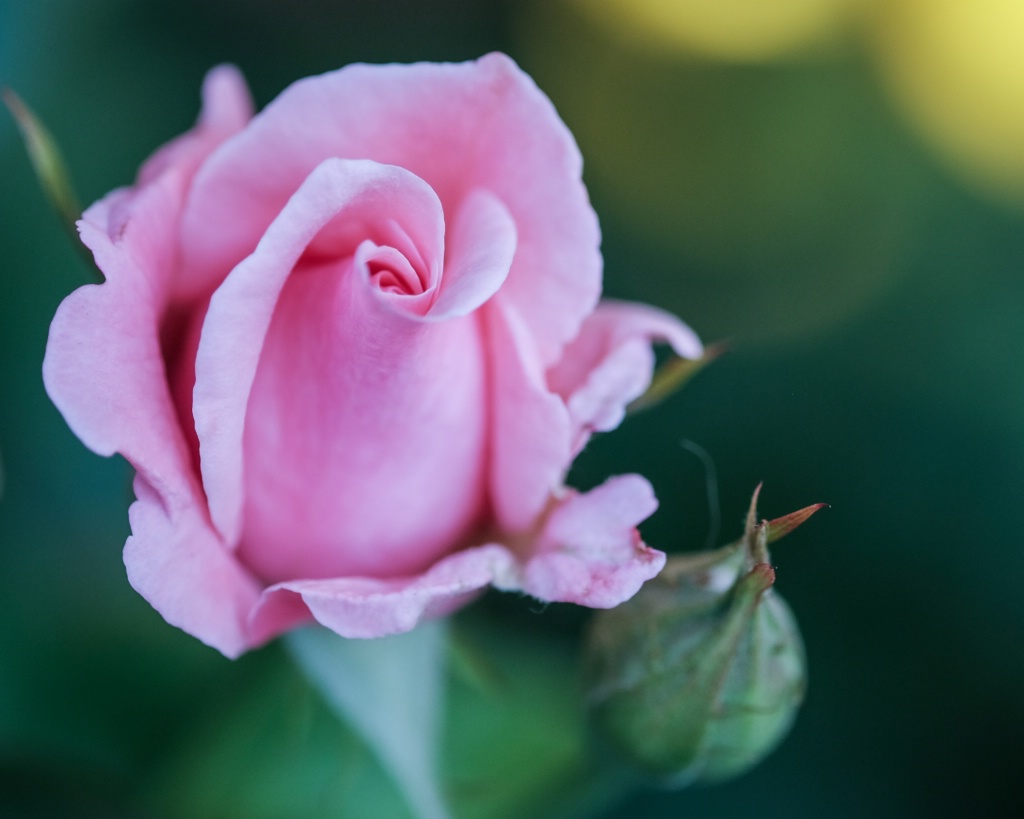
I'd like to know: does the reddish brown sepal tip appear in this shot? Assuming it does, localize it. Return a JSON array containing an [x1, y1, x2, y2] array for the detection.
[[765, 503, 828, 544]]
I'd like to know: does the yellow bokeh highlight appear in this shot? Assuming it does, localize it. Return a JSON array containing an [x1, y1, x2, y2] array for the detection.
[[869, 0, 1024, 201], [571, 0, 857, 61], [516, 1, 917, 343]]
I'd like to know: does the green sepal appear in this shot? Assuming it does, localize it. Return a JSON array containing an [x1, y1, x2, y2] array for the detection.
[[627, 342, 727, 414], [3, 88, 96, 272], [4, 90, 80, 226]]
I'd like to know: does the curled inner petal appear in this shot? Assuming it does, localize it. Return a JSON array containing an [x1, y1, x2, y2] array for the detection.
[[238, 253, 488, 583], [354, 239, 436, 317], [193, 159, 448, 548], [190, 159, 510, 588], [367, 248, 423, 294]]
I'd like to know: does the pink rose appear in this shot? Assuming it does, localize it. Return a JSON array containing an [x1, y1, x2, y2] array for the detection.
[[43, 55, 701, 658]]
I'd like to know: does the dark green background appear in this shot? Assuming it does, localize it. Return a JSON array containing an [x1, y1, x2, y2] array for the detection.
[[2, 1, 1022, 816]]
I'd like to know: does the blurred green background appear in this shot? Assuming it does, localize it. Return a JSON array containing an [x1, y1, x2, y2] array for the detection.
[[2, 0, 1023, 816]]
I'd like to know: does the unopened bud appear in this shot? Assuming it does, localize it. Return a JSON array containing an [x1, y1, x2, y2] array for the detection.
[[584, 486, 824, 786]]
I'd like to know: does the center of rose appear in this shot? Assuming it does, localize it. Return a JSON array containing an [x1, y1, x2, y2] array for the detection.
[[353, 238, 435, 305], [366, 247, 427, 296]]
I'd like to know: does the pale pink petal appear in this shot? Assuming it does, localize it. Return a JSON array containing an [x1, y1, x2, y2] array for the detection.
[[485, 298, 572, 532], [45, 190, 184, 478], [352, 239, 434, 317], [44, 68, 258, 658], [517, 474, 665, 608], [138, 65, 253, 192], [43, 62, 253, 484], [126, 474, 262, 658], [246, 475, 661, 645], [180, 53, 599, 364], [192, 159, 447, 547], [248, 545, 517, 644], [427, 188, 516, 320], [548, 300, 704, 455]]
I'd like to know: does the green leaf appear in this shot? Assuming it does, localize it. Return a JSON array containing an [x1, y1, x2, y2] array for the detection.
[[443, 610, 631, 819], [144, 645, 413, 819]]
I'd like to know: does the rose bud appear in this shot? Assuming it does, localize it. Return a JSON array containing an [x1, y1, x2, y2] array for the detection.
[[584, 487, 824, 785], [42, 56, 703, 658]]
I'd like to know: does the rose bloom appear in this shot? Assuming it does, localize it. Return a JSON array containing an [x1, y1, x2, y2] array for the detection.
[[44, 55, 701, 658]]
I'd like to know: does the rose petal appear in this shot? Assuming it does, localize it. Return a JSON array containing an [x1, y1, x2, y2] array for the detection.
[[248, 545, 516, 645], [427, 188, 516, 320], [246, 474, 661, 645], [126, 474, 261, 658], [548, 300, 703, 454], [485, 298, 573, 532], [138, 65, 253, 191], [45, 188, 185, 479], [515, 474, 666, 608], [237, 250, 487, 582], [44, 68, 257, 658], [44, 63, 249, 475], [192, 159, 447, 548], [181, 53, 599, 365]]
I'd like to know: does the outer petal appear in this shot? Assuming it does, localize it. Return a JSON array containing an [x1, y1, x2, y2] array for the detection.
[[248, 545, 516, 645], [180, 53, 599, 365], [43, 67, 259, 656], [547, 300, 704, 455], [44, 65, 252, 470], [514, 474, 666, 608], [486, 299, 700, 533], [245, 475, 662, 645], [46, 186, 187, 480], [126, 475, 261, 658], [137, 65, 253, 193]]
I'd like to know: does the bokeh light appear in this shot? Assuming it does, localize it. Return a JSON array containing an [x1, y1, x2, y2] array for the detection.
[[868, 0, 1024, 203], [570, 0, 858, 62]]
